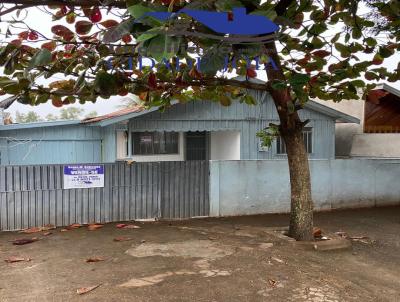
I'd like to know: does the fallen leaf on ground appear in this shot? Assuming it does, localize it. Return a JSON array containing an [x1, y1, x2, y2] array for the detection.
[[11, 238, 39, 245], [88, 224, 104, 231], [271, 257, 285, 264], [4, 256, 32, 263], [116, 223, 127, 228], [313, 227, 322, 238], [69, 223, 82, 229], [76, 284, 101, 295], [19, 227, 41, 234], [19, 225, 56, 234], [60, 229, 69, 232], [208, 236, 217, 240], [122, 224, 141, 229], [43, 232, 52, 236], [268, 279, 278, 288], [86, 257, 105, 263], [113, 236, 132, 242]]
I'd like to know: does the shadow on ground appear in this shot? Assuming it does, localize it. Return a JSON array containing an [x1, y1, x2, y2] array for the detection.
[[0, 206, 399, 302]]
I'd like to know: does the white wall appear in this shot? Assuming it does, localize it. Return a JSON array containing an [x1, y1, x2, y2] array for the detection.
[[116, 131, 127, 159], [351, 133, 400, 158], [314, 98, 364, 157], [120, 132, 185, 162], [210, 131, 240, 160], [209, 159, 400, 217]]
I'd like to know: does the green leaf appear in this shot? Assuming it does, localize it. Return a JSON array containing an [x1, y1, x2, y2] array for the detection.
[[215, 0, 243, 11], [271, 80, 287, 90], [29, 49, 52, 69], [289, 73, 310, 87], [251, 9, 277, 21], [128, 4, 152, 19], [241, 94, 257, 105], [219, 94, 231, 106], [199, 46, 226, 76], [147, 35, 180, 62], [378, 46, 394, 58], [364, 37, 377, 47], [136, 27, 163, 42], [94, 71, 118, 96], [74, 71, 86, 91]]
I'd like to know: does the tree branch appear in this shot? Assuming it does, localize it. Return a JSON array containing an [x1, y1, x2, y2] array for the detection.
[[0, 4, 30, 17], [0, 1, 126, 9]]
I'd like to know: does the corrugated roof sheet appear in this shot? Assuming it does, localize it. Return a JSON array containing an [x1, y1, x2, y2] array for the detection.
[[81, 105, 145, 124]]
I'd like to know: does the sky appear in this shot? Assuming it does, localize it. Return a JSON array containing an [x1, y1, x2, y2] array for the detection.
[[0, 5, 399, 120]]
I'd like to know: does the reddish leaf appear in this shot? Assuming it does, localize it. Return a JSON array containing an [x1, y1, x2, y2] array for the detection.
[[312, 50, 330, 58], [11, 238, 39, 245], [148, 73, 158, 90], [10, 39, 22, 47], [122, 34, 132, 43], [51, 96, 63, 108], [189, 67, 202, 79], [116, 223, 127, 228], [75, 21, 93, 35], [60, 5, 68, 15], [18, 31, 29, 40], [41, 41, 57, 51], [51, 25, 74, 41], [246, 68, 257, 78], [28, 31, 39, 40], [90, 7, 102, 23], [69, 223, 82, 229], [76, 284, 101, 295], [88, 224, 104, 231], [100, 20, 119, 28], [20, 227, 42, 234]]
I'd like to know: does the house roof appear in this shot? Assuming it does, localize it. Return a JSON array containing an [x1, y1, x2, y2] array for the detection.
[[0, 119, 81, 131], [81, 97, 359, 126], [81, 106, 146, 125], [305, 101, 359, 123], [376, 83, 400, 98]]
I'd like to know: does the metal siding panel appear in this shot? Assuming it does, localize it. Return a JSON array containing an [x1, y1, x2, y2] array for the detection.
[[0, 161, 211, 230]]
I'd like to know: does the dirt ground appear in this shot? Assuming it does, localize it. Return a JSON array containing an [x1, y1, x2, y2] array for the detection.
[[0, 206, 399, 302]]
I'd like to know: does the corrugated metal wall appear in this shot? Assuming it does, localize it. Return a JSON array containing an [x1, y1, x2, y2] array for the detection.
[[0, 161, 209, 231], [0, 125, 102, 165], [161, 161, 209, 219]]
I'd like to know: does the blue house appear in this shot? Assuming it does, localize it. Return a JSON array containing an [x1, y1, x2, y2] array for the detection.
[[0, 90, 358, 166]]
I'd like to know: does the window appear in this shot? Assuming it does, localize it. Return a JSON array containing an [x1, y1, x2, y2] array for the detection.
[[132, 132, 179, 155], [276, 128, 313, 154]]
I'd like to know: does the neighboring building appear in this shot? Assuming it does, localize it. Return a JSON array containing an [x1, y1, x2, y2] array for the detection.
[[0, 91, 358, 166], [318, 83, 400, 158]]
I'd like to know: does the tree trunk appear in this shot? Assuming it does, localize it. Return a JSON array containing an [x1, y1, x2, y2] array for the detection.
[[264, 41, 314, 241], [281, 128, 314, 241]]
